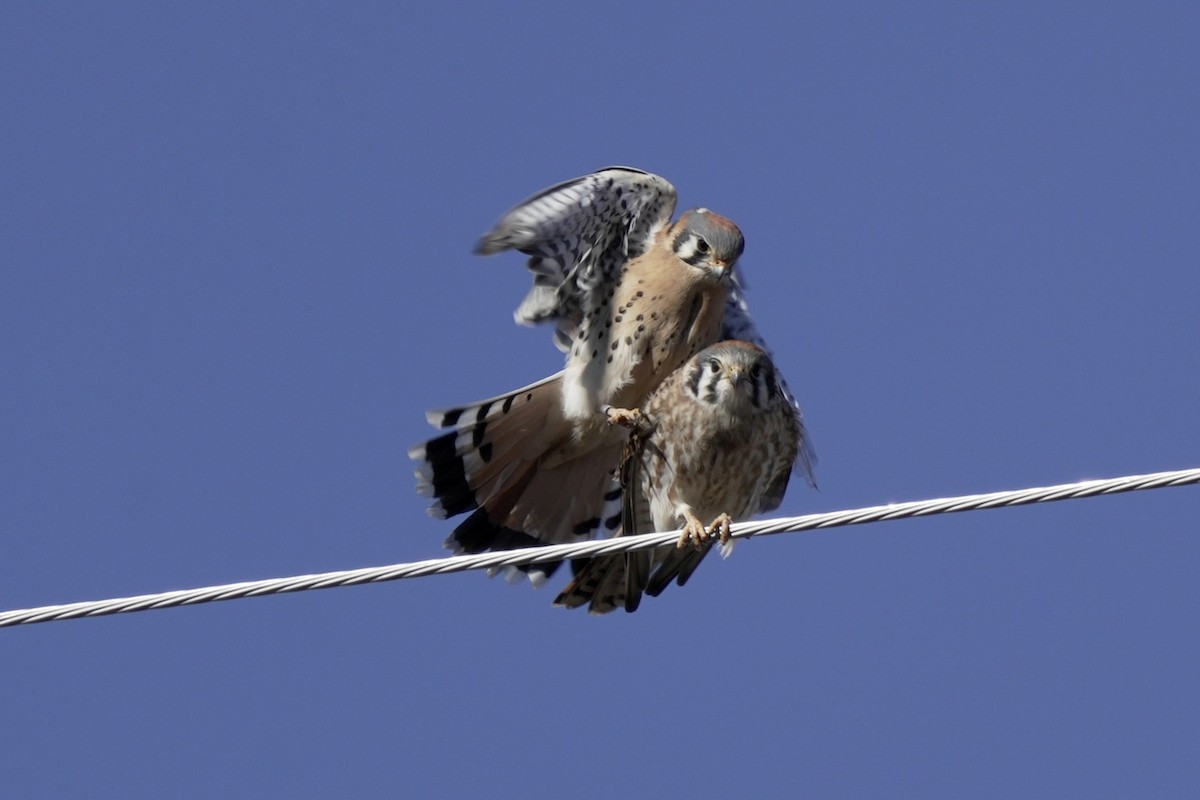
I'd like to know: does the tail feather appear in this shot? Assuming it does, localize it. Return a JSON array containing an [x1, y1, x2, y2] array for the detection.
[[423, 371, 563, 429], [553, 445, 658, 614], [624, 550, 652, 611], [554, 550, 653, 614], [450, 506, 561, 585], [411, 371, 625, 584], [645, 544, 713, 596], [503, 451, 620, 541], [554, 556, 624, 613], [411, 373, 566, 520], [449, 507, 541, 554]]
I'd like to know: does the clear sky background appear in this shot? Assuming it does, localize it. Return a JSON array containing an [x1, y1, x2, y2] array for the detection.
[[3, 3, 1198, 797]]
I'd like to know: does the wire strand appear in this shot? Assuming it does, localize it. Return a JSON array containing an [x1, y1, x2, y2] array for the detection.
[[3, 466, 1197, 628]]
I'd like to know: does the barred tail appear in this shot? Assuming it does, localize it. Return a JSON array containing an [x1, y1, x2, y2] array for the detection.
[[409, 371, 623, 584]]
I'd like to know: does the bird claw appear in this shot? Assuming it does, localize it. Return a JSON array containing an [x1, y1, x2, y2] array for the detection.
[[604, 405, 645, 429], [676, 512, 710, 549], [675, 512, 733, 549], [710, 513, 734, 545]]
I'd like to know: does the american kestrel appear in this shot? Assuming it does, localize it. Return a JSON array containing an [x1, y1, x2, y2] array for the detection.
[[554, 340, 806, 614], [410, 168, 807, 582]]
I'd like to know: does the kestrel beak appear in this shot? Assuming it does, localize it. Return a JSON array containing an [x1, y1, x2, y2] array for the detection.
[[725, 365, 750, 389]]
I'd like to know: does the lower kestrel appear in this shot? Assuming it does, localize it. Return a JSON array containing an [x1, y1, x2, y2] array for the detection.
[[555, 340, 807, 614]]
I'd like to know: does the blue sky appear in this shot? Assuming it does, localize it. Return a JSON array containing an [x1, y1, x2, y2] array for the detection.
[[3, 3, 1198, 797]]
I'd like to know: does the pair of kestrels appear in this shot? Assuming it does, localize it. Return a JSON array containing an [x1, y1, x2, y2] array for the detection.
[[410, 167, 815, 614]]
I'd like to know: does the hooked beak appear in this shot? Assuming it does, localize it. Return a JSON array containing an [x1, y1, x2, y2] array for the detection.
[[725, 365, 750, 389]]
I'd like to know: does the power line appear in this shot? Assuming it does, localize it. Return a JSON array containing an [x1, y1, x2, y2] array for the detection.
[[2, 467, 1197, 628]]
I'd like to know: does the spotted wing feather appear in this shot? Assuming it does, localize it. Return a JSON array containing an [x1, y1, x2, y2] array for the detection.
[[475, 167, 678, 351]]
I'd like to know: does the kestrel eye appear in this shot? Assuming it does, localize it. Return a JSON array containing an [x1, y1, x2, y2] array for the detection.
[[708, 360, 721, 374], [750, 364, 763, 379], [696, 237, 710, 254]]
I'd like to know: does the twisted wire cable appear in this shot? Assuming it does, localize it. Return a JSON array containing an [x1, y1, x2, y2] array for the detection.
[[2, 467, 1197, 628]]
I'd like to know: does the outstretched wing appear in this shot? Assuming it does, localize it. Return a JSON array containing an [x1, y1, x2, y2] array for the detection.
[[721, 276, 819, 487], [475, 167, 678, 352]]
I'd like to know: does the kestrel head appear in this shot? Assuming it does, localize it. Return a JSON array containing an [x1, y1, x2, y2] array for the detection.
[[685, 340, 782, 414], [670, 209, 745, 279]]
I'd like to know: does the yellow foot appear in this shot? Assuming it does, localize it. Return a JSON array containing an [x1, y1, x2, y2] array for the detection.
[[677, 511, 710, 549], [603, 405, 645, 429], [709, 513, 734, 545]]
